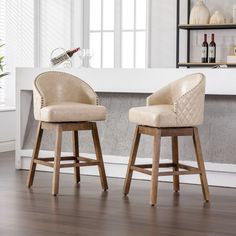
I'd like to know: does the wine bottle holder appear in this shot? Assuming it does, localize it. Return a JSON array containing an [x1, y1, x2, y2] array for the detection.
[[50, 48, 72, 68]]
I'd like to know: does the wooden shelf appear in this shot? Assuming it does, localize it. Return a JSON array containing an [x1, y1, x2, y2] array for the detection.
[[178, 24, 236, 30], [178, 62, 236, 68]]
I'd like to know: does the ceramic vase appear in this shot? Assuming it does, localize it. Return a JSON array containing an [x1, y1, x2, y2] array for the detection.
[[210, 11, 225, 24], [189, 0, 210, 25]]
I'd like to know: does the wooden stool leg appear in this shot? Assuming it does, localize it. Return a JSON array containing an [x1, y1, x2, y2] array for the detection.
[[193, 127, 210, 202], [27, 122, 43, 188], [72, 131, 80, 183], [123, 126, 141, 195], [91, 123, 108, 191], [172, 136, 180, 192], [150, 129, 161, 206], [52, 125, 62, 196]]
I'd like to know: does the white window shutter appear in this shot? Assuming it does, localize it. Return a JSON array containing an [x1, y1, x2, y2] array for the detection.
[[0, 0, 6, 105], [39, 0, 72, 67]]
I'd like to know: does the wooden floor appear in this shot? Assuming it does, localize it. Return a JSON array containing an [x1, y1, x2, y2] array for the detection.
[[0, 152, 236, 236]]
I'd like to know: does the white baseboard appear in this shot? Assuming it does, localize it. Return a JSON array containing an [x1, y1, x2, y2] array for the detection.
[[19, 149, 236, 188], [0, 140, 15, 152]]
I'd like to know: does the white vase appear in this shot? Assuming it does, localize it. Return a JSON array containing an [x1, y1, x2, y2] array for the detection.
[[210, 11, 225, 24], [189, 0, 210, 25]]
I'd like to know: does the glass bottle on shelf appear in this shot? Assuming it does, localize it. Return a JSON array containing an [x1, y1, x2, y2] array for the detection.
[[209, 34, 216, 63], [201, 34, 208, 63]]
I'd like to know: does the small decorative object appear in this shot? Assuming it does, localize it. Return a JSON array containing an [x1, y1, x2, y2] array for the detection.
[[232, 45, 236, 55], [227, 55, 236, 63], [224, 45, 236, 64], [189, 0, 210, 25], [78, 49, 94, 67], [225, 16, 232, 24], [233, 4, 236, 23], [78, 49, 86, 67], [50, 47, 80, 67], [210, 11, 225, 24]]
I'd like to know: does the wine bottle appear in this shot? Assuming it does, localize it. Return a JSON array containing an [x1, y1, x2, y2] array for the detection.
[[201, 34, 208, 63], [66, 47, 80, 57], [51, 47, 80, 66], [209, 34, 216, 63]]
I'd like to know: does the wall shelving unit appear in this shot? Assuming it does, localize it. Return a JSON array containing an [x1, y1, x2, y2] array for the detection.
[[176, 0, 236, 68]]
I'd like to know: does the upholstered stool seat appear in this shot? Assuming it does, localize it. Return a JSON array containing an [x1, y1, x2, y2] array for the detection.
[[27, 71, 108, 195], [129, 105, 176, 127], [40, 102, 106, 122], [123, 73, 210, 206]]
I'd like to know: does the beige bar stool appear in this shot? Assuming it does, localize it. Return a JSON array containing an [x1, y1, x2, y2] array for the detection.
[[123, 73, 210, 206], [27, 71, 108, 195]]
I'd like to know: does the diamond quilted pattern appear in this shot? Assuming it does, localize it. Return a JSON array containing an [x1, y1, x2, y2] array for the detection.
[[175, 79, 205, 126]]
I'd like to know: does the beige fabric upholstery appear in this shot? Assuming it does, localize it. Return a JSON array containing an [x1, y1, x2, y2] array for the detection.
[[129, 105, 177, 127], [40, 102, 106, 122], [129, 73, 206, 127], [33, 71, 106, 122]]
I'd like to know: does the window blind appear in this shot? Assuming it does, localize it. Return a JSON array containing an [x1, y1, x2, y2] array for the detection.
[[39, 0, 72, 67], [0, 0, 73, 106], [0, 0, 6, 105]]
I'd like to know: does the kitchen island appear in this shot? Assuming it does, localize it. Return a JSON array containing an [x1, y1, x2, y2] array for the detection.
[[16, 68, 236, 187]]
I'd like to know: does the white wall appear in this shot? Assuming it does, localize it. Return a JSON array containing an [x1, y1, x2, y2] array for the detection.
[[150, 0, 179, 67]]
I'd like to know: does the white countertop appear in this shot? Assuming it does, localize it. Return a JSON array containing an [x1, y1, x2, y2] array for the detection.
[[16, 67, 236, 95]]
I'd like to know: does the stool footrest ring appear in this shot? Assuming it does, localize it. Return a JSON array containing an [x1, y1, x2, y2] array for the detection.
[[131, 162, 201, 176], [34, 156, 100, 168]]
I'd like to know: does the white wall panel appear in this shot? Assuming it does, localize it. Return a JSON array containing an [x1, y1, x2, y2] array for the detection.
[[39, 0, 72, 67]]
